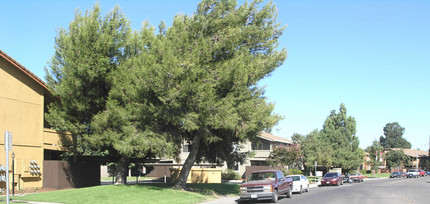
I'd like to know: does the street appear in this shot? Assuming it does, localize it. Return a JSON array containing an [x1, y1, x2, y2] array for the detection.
[[271, 177, 430, 204], [203, 177, 430, 204]]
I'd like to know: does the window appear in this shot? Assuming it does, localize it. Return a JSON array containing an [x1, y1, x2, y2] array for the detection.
[[233, 163, 239, 171], [250, 161, 269, 166], [183, 144, 192, 153], [251, 140, 271, 150]]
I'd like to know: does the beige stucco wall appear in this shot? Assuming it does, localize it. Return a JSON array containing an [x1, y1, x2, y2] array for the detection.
[[0, 56, 67, 189], [0, 57, 45, 188]]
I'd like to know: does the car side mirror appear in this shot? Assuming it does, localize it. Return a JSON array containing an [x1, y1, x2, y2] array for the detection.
[[279, 178, 284, 181]]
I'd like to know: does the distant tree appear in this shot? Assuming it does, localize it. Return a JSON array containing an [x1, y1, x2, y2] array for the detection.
[[379, 122, 411, 149], [385, 150, 410, 169], [301, 130, 333, 171], [321, 104, 364, 172], [365, 140, 384, 171], [292, 133, 305, 145], [268, 144, 302, 169]]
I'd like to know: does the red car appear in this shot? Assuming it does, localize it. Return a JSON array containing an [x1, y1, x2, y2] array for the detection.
[[349, 173, 364, 182], [321, 172, 343, 186], [419, 169, 426, 177]]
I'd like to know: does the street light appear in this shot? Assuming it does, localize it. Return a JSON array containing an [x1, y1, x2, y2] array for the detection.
[[11, 152, 15, 196]]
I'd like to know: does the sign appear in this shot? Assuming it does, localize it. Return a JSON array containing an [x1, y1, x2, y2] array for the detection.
[[4, 131, 12, 151]]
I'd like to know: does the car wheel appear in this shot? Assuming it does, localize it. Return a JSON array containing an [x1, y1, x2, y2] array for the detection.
[[271, 190, 278, 203], [306, 184, 310, 192], [286, 187, 292, 198], [299, 186, 303, 194]]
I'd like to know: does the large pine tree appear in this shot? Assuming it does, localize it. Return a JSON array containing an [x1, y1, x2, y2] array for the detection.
[[126, 0, 286, 189], [321, 104, 363, 172], [45, 4, 140, 184]]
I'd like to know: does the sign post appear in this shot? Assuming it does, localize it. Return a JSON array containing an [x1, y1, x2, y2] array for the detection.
[[4, 131, 12, 204]]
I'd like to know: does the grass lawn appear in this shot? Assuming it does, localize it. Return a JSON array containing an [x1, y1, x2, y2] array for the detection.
[[101, 176, 156, 181], [363, 173, 390, 178], [10, 183, 239, 204]]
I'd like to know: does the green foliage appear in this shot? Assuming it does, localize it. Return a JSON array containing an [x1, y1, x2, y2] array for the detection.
[[291, 133, 305, 144], [222, 169, 241, 180], [285, 169, 303, 175], [45, 4, 133, 158], [45, 0, 286, 189], [365, 140, 384, 169], [126, 0, 285, 189], [268, 144, 302, 169], [321, 104, 364, 172], [379, 122, 411, 149], [359, 170, 367, 175], [385, 150, 410, 169], [301, 130, 333, 170]]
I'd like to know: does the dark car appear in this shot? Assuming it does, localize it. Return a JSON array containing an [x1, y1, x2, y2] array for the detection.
[[390, 172, 403, 178], [321, 172, 343, 186]]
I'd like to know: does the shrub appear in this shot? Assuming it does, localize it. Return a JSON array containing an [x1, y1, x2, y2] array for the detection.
[[222, 169, 240, 180], [359, 170, 367, 175], [366, 170, 372, 174], [284, 168, 303, 175]]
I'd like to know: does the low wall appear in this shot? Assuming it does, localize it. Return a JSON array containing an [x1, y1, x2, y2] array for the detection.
[[43, 161, 100, 189], [170, 168, 221, 183], [144, 165, 175, 178]]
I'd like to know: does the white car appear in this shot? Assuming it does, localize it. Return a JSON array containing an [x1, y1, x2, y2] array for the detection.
[[286, 174, 309, 194]]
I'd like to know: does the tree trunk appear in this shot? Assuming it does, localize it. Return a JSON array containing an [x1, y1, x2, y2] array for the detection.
[[72, 134, 78, 162], [114, 155, 130, 185], [174, 133, 202, 190]]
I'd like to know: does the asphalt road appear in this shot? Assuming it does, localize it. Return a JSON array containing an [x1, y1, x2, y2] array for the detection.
[[273, 177, 430, 204]]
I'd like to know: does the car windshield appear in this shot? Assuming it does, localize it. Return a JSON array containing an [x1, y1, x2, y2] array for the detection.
[[248, 172, 276, 181], [409, 169, 418, 172], [287, 176, 300, 181], [391, 172, 400, 175], [350, 173, 359, 176], [324, 173, 338, 178]]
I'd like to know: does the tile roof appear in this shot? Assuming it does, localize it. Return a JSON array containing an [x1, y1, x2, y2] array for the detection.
[[259, 132, 292, 144], [387, 148, 429, 158], [0, 49, 48, 90]]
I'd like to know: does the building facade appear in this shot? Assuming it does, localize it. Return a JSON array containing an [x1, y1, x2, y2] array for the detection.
[[0, 50, 72, 189]]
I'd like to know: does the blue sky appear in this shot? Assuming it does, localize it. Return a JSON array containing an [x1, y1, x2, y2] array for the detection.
[[1, 0, 429, 150]]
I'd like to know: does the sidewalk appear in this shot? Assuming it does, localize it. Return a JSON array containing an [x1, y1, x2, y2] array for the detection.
[[199, 182, 320, 204]]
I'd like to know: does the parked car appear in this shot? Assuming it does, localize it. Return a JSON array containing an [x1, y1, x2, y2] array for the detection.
[[401, 172, 408, 178], [407, 169, 420, 178], [239, 170, 293, 203], [390, 172, 403, 178], [286, 175, 309, 194], [418, 169, 426, 177], [426, 171, 430, 176], [321, 172, 343, 186], [349, 173, 364, 182]]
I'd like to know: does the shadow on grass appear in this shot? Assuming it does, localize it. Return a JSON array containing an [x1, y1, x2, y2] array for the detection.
[[132, 183, 239, 196]]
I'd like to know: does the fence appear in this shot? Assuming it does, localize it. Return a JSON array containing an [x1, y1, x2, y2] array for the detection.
[[43, 161, 100, 189]]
